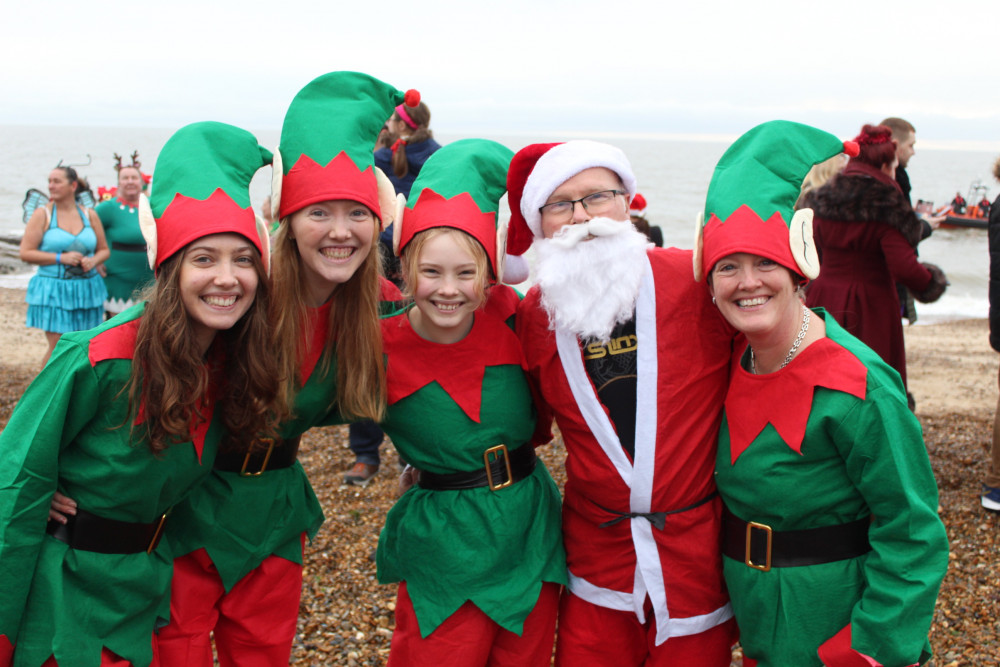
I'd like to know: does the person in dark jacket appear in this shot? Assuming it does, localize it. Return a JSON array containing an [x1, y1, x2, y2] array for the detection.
[[804, 124, 948, 407], [984, 154, 1000, 512]]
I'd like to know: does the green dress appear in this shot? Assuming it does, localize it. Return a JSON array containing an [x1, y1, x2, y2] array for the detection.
[[376, 287, 567, 637], [0, 304, 222, 667], [715, 310, 948, 666], [94, 198, 154, 313]]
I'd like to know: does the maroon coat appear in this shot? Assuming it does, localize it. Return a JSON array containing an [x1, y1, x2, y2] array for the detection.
[[803, 161, 947, 388]]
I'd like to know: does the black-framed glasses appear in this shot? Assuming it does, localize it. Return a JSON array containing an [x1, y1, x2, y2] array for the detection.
[[539, 190, 624, 222]]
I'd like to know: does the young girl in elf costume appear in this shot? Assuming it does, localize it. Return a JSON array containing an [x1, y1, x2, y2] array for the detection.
[[694, 121, 948, 667], [151, 72, 410, 666], [377, 139, 567, 666], [0, 121, 281, 667]]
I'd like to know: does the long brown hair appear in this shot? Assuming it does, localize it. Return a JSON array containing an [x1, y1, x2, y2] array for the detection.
[[392, 102, 433, 180], [127, 245, 286, 454], [269, 215, 387, 422]]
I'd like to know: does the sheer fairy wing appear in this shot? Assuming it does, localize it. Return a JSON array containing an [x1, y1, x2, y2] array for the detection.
[[76, 190, 96, 209], [22, 189, 48, 224]]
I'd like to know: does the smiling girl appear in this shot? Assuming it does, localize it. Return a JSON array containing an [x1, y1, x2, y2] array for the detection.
[[377, 139, 566, 666], [0, 122, 280, 667]]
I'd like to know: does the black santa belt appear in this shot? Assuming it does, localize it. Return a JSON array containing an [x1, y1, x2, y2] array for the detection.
[[595, 490, 719, 530], [213, 436, 301, 476], [722, 505, 872, 571], [46, 506, 168, 554], [418, 444, 536, 491]]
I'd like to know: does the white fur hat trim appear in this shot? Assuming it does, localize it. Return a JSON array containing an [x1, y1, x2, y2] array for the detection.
[[520, 140, 637, 238]]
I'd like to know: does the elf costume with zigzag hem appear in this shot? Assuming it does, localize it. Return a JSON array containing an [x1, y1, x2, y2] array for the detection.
[[374, 137, 566, 664], [155, 72, 415, 665], [376, 286, 567, 641], [0, 305, 223, 667], [696, 121, 949, 667], [717, 311, 947, 666], [166, 279, 401, 594], [2, 119, 273, 667]]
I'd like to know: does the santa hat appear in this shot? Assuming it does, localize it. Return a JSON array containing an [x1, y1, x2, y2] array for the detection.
[[393, 138, 513, 280], [505, 140, 637, 257], [630, 192, 648, 217], [138, 121, 272, 271], [695, 120, 859, 281], [272, 71, 419, 221]]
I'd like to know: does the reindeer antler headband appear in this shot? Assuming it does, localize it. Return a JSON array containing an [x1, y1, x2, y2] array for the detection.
[[113, 151, 142, 172]]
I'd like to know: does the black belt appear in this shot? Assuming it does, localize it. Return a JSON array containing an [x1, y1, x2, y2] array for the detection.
[[722, 505, 872, 571], [110, 241, 148, 252], [213, 436, 301, 476], [418, 444, 536, 491], [596, 490, 718, 531], [46, 506, 168, 554]]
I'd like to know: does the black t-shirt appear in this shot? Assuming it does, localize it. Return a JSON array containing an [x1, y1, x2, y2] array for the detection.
[[582, 317, 638, 460]]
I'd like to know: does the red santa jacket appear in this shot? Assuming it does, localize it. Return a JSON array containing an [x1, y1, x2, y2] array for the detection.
[[517, 247, 735, 645]]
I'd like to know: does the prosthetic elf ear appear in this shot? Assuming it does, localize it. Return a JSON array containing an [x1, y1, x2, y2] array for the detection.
[[269, 147, 282, 223], [375, 167, 397, 231], [138, 192, 157, 269], [789, 208, 820, 280], [392, 193, 406, 256], [692, 211, 705, 282]]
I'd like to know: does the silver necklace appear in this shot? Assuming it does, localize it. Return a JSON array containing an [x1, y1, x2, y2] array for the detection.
[[750, 306, 811, 374]]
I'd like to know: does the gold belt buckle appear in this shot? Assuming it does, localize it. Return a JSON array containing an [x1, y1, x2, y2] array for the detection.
[[240, 437, 276, 477], [146, 511, 169, 554], [484, 444, 513, 492], [745, 521, 773, 571]]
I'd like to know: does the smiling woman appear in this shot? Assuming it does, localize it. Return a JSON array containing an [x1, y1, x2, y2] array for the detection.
[[288, 200, 376, 306], [178, 233, 261, 354], [0, 121, 282, 667], [696, 121, 948, 667]]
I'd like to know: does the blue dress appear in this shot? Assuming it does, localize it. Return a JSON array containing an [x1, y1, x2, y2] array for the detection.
[[25, 205, 108, 333]]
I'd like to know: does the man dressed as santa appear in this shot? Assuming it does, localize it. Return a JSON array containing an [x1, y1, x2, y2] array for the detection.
[[507, 141, 738, 666]]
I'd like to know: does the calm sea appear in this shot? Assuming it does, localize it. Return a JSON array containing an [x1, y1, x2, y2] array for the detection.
[[0, 125, 994, 323]]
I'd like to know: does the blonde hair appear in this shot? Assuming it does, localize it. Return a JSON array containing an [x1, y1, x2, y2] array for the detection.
[[400, 227, 492, 307], [797, 154, 847, 209], [269, 212, 386, 422]]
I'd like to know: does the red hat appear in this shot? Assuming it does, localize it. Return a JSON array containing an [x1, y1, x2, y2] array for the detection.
[[630, 192, 648, 216], [505, 140, 637, 256]]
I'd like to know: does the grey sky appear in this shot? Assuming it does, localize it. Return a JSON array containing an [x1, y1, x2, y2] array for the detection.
[[2, 0, 997, 148]]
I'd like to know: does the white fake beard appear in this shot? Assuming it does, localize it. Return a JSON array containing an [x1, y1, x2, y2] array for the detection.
[[534, 217, 651, 343]]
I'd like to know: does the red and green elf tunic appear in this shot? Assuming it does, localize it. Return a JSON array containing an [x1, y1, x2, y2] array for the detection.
[[0, 304, 222, 667], [716, 309, 948, 667], [166, 277, 402, 594], [165, 300, 336, 591], [376, 285, 567, 637]]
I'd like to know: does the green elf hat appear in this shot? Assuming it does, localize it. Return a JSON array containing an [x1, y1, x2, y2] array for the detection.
[[138, 121, 273, 271], [392, 138, 514, 280], [272, 71, 419, 222], [694, 120, 859, 282]]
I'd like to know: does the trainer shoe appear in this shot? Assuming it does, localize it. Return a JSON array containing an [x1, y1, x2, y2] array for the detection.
[[343, 461, 379, 486], [982, 485, 1000, 513]]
